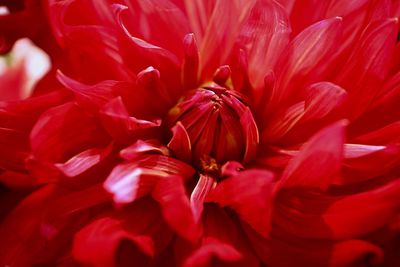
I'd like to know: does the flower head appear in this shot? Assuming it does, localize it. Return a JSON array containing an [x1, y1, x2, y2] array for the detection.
[[1, 0, 400, 266]]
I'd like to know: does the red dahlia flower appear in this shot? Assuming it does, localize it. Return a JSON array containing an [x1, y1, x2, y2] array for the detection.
[[1, 0, 400, 266]]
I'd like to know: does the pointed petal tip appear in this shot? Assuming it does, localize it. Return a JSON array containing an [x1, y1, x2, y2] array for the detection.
[[137, 66, 160, 86], [183, 33, 199, 58]]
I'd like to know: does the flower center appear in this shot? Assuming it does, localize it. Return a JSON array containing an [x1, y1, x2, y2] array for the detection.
[[167, 83, 259, 168]]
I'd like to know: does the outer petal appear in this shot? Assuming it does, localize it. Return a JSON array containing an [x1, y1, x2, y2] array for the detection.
[[198, 0, 257, 79], [152, 175, 200, 242], [335, 19, 398, 118], [72, 198, 173, 267], [245, 224, 384, 267], [238, 0, 291, 90], [0, 186, 55, 266], [277, 120, 346, 191], [275, 178, 400, 240], [30, 102, 109, 163], [72, 218, 154, 267], [271, 17, 343, 109], [104, 155, 195, 205], [207, 169, 274, 237], [99, 97, 162, 144]]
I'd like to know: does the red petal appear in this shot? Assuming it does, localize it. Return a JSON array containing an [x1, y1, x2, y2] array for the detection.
[[182, 33, 200, 90], [207, 169, 274, 237], [335, 19, 398, 118], [183, 238, 242, 267], [352, 121, 400, 144], [302, 82, 347, 121], [245, 224, 383, 267], [339, 144, 400, 184], [55, 143, 113, 177], [240, 107, 259, 163], [105, 155, 195, 204], [272, 17, 343, 108], [199, 0, 257, 79], [72, 218, 154, 267], [104, 164, 164, 205], [190, 174, 216, 222], [152, 175, 200, 242], [115, 5, 180, 67], [238, 0, 290, 90], [275, 178, 400, 240], [116, 0, 190, 58], [100, 97, 161, 144], [168, 122, 192, 162], [31, 102, 108, 162], [120, 140, 169, 161], [0, 186, 55, 266], [277, 120, 347, 191]]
